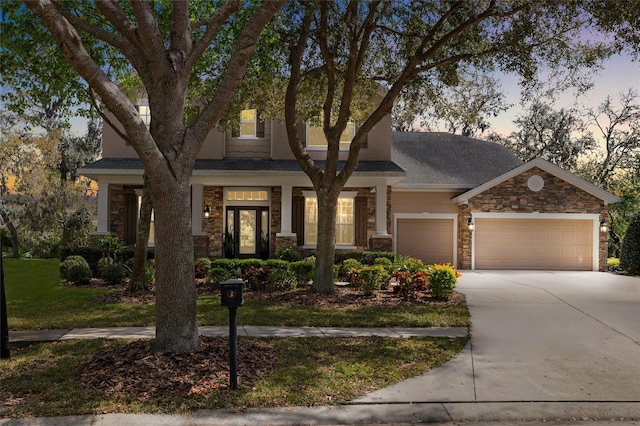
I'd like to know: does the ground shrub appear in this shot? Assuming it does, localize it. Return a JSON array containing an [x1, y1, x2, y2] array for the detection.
[[101, 263, 127, 285], [267, 268, 298, 291], [427, 264, 457, 299], [290, 260, 314, 286], [360, 251, 396, 265], [207, 267, 231, 286], [359, 265, 386, 296], [97, 257, 115, 276], [60, 255, 92, 284], [60, 246, 102, 275], [243, 265, 270, 291], [334, 251, 362, 264], [620, 213, 640, 275], [265, 259, 290, 270], [211, 258, 242, 275], [340, 258, 362, 285], [276, 246, 302, 262], [194, 257, 212, 279], [237, 258, 265, 274]]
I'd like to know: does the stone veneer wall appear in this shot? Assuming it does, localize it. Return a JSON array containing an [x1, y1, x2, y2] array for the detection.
[[202, 186, 224, 258], [457, 167, 608, 271], [109, 185, 139, 244]]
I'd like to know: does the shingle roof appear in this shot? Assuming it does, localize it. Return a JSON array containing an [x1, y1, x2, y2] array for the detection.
[[391, 132, 523, 188], [80, 158, 404, 174]]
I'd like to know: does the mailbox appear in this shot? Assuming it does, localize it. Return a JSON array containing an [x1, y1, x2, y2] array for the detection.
[[220, 279, 244, 308]]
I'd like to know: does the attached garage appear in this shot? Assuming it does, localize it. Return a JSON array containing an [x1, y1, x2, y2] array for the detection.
[[395, 214, 457, 265], [474, 217, 595, 270]]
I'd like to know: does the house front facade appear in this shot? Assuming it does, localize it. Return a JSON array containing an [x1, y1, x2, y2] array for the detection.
[[80, 114, 618, 271]]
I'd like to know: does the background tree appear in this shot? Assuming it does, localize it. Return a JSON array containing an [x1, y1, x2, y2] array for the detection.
[[620, 212, 640, 275], [489, 102, 596, 171], [392, 69, 510, 136], [282, 0, 619, 293], [16, 0, 284, 353]]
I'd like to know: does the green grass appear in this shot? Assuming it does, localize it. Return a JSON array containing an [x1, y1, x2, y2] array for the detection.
[[0, 336, 469, 417], [5, 259, 470, 330]]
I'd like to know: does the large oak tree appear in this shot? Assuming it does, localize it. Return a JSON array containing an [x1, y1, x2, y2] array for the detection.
[[19, 0, 284, 353]]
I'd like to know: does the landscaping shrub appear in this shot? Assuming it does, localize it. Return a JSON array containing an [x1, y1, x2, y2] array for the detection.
[[276, 246, 301, 262], [207, 267, 231, 287], [360, 251, 396, 265], [267, 268, 298, 291], [359, 265, 385, 296], [101, 263, 127, 285], [60, 255, 92, 284], [392, 265, 426, 298], [99, 235, 125, 261], [620, 213, 640, 275], [97, 257, 115, 276], [60, 246, 102, 275], [607, 257, 621, 273], [340, 258, 362, 283], [242, 265, 270, 291], [373, 258, 393, 289], [211, 258, 242, 275], [334, 251, 362, 264], [265, 259, 290, 270], [237, 258, 265, 274], [427, 264, 458, 299], [290, 260, 314, 286], [194, 257, 212, 279], [145, 259, 156, 284]]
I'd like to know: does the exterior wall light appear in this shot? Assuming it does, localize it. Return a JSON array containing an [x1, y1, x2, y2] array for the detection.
[[204, 205, 211, 219], [599, 219, 607, 233], [467, 216, 475, 231]]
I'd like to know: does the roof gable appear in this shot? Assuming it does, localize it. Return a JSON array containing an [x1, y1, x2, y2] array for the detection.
[[391, 132, 523, 189], [452, 158, 620, 205]]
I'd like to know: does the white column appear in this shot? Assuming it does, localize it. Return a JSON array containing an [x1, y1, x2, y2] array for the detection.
[[95, 181, 110, 235], [375, 184, 389, 236], [277, 184, 295, 236], [192, 183, 205, 235]]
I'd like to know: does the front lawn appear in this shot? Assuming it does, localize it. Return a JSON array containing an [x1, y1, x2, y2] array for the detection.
[[4, 259, 470, 330]]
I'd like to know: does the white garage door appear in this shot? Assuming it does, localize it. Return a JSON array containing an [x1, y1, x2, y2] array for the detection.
[[475, 218, 593, 270], [397, 219, 454, 264]]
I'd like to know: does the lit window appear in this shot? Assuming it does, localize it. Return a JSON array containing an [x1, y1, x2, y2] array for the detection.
[[240, 109, 257, 137], [137, 195, 154, 245], [304, 195, 354, 246], [226, 190, 268, 201], [307, 120, 355, 149]]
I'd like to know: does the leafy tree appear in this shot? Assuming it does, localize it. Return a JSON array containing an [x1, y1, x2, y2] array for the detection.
[[13, 0, 284, 353], [281, 1, 619, 293], [392, 69, 510, 136], [489, 102, 596, 171], [620, 213, 640, 275]]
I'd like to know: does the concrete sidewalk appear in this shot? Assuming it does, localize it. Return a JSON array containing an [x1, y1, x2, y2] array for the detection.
[[8, 325, 468, 343]]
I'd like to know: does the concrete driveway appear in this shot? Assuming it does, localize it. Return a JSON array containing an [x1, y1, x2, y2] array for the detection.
[[356, 271, 640, 403]]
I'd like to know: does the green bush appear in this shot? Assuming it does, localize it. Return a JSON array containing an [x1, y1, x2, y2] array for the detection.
[[97, 257, 115, 276], [145, 259, 156, 284], [359, 265, 385, 296], [334, 251, 362, 264], [194, 257, 212, 279], [60, 246, 102, 275], [276, 246, 301, 262], [101, 263, 127, 285], [290, 260, 314, 286], [265, 259, 290, 270], [620, 213, 640, 275], [340, 258, 362, 283], [427, 264, 457, 299], [360, 251, 396, 265], [60, 255, 92, 284], [208, 267, 231, 286], [243, 265, 269, 291], [237, 258, 266, 274], [267, 268, 298, 291], [211, 258, 242, 275]]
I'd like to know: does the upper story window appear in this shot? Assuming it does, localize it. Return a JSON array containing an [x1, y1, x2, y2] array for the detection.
[[307, 120, 356, 150], [232, 109, 265, 138], [136, 99, 151, 128]]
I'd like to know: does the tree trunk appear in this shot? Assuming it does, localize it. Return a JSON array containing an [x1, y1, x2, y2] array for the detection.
[[312, 190, 338, 293], [129, 173, 152, 292], [0, 210, 19, 258], [151, 178, 199, 353]]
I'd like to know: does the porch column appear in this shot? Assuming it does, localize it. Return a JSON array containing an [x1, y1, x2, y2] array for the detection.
[[374, 184, 389, 236], [278, 184, 295, 236], [191, 183, 205, 235], [95, 181, 110, 235]]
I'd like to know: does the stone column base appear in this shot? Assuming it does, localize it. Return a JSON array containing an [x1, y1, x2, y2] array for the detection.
[[369, 234, 393, 252], [275, 234, 298, 252]]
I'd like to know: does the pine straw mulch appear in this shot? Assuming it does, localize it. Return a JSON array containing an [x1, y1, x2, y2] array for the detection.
[[85, 278, 466, 307], [77, 337, 278, 400]]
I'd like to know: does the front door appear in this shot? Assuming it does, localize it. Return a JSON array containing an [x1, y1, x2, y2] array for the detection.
[[226, 207, 269, 259]]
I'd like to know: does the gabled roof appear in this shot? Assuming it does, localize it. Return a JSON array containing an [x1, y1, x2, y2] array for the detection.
[[452, 157, 620, 205], [391, 132, 523, 189]]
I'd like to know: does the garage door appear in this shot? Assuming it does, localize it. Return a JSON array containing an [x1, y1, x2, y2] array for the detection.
[[396, 219, 454, 264], [475, 219, 592, 270]]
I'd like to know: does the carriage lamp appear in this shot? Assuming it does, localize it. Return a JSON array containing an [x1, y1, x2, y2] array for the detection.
[[467, 216, 475, 231], [599, 220, 608, 233], [204, 205, 211, 219]]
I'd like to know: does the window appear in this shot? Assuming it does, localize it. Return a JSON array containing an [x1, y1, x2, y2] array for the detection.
[[307, 120, 356, 149], [226, 190, 269, 201], [240, 109, 257, 137], [137, 195, 155, 245], [136, 99, 151, 128], [304, 193, 355, 246]]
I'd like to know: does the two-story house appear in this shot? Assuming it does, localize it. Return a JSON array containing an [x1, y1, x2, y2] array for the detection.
[[80, 110, 618, 271]]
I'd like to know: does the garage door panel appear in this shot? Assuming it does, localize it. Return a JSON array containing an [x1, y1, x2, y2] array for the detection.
[[397, 219, 454, 265], [476, 218, 592, 271]]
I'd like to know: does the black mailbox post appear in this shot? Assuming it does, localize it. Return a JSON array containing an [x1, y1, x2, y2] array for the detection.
[[220, 279, 244, 389]]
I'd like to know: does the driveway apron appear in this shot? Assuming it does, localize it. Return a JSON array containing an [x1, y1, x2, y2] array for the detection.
[[355, 271, 640, 403]]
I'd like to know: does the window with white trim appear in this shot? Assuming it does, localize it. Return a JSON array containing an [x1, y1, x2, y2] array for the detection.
[[307, 119, 356, 149], [137, 195, 155, 245], [304, 192, 356, 246], [240, 109, 257, 138]]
